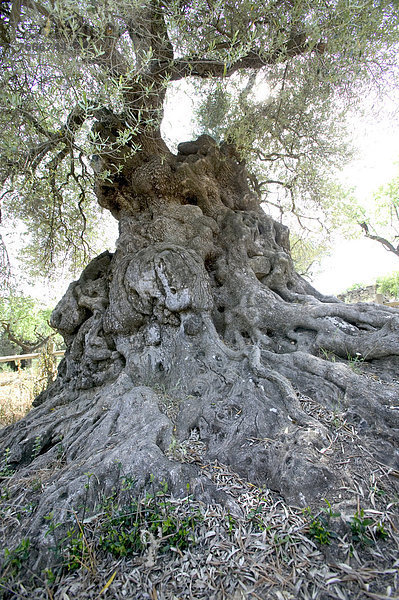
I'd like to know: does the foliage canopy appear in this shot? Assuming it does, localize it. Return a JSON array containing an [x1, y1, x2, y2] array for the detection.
[[0, 0, 399, 278]]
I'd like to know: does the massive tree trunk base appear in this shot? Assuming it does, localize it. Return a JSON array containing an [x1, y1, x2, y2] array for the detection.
[[1, 136, 398, 576]]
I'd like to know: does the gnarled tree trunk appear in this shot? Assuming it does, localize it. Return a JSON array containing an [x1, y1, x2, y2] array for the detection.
[[1, 134, 399, 571]]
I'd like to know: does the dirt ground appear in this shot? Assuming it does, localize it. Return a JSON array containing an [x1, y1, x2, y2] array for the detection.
[[0, 369, 35, 428], [0, 369, 398, 600]]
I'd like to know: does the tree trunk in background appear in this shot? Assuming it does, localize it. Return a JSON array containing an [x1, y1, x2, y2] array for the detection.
[[1, 135, 399, 569]]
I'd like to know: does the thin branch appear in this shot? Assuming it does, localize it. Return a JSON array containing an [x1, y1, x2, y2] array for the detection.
[[0, 234, 11, 291], [256, 150, 302, 162], [3, 104, 113, 178], [259, 178, 292, 189], [359, 222, 399, 258], [274, 62, 290, 124]]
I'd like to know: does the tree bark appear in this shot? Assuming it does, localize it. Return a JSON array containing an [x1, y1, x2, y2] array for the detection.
[[1, 135, 399, 572]]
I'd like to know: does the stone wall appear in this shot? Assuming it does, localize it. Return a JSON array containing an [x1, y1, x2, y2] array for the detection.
[[337, 284, 395, 304]]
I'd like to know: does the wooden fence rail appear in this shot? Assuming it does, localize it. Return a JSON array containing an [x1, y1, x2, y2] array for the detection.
[[0, 350, 65, 364]]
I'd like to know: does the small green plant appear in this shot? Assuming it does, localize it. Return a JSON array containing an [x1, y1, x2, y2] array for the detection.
[[305, 509, 331, 545], [225, 512, 236, 534], [0, 448, 14, 478], [2, 539, 30, 578], [349, 509, 373, 545], [273, 533, 293, 547], [348, 509, 387, 546], [322, 499, 340, 519], [99, 487, 202, 558], [0, 485, 10, 502], [55, 474, 97, 572], [304, 500, 340, 545], [246, 498, 270, 532], [44, 568, 56, 584], [374, 521, 389, 540], [247, 505, 264, 528], [30, 478, 42, 492], [346, 352, 365, 373], [63, 527, 89, 571], [369, 482, 385, 498], [319, 348, 336, 362], [32, 435, 42, 459], [121, 476, 136, 491], [62, 501, 97, 573], [44, 511, 64, 560]]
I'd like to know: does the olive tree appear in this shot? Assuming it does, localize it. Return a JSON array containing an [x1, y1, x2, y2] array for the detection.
[[0, 0, 399, 574]]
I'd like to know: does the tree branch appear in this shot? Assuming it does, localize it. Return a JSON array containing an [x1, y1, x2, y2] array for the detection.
[[256, 150, 302, 162], [127, 0, 174, 69], [0, 234, 11, 291], [359, 222, 399, 258], [2, 104, 114, 179], [169, 33, 310, 81]]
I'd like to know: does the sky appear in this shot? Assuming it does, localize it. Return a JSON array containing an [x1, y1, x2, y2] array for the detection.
[[313, 238, 399, 295]]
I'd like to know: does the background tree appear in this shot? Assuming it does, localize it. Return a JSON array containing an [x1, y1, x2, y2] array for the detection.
[[0, 0, 399, 581], [0, 294, 61, 357], [357, 168, 399, 259]]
